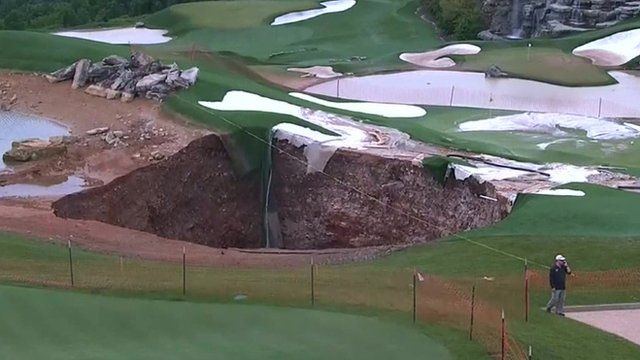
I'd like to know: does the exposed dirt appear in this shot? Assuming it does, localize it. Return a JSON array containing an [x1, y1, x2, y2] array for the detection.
[[53, 135, 263, 249], [273, 142, 510, 249], [0, 198, 391, 267], [0, 72, 209, 186], [52, 132, 510, 250]]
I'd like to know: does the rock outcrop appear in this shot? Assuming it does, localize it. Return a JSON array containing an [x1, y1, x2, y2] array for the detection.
[[3, 136, 74, 162], [46, 52, 199, 102], [480, 0, 640, 39]]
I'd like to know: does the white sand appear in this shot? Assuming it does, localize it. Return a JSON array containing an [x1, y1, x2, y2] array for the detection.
[[198, 90, 390, 149], [271, 0, 356, 26], [568, 309, 640, 346], [53, 27, 171, 44], [534, 189, 585, 196], [400, 44, 481, 68], [289, 92, 426, 118], [287, 66, 342, 79], [573, 29, 640, 66], [305, 70, 640, 118], [451, 156, 599, 186], [459, 112, 640, 140], [199, 90, 416, 172]]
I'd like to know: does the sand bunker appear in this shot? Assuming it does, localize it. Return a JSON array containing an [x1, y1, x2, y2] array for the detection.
[[573, 29, 640, 66], [567, 309, 640, 346], [535, 189, 585, 196], [305, 70, 640, 118], [458, 112, 640, 141], [400, 44, 481, 68], [54, 27, 171, 45], [289, 92, 426, 118], [287, 66, 342, 79], [271, 0, 356, 25], [451, 156, 599, 185], [199, 90, 412, 172]]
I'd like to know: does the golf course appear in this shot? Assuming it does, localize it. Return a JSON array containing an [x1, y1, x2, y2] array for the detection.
[[1, 0, 640, 359]]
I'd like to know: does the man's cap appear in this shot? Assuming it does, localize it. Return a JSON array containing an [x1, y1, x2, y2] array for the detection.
[[555, 254, 566, 261]]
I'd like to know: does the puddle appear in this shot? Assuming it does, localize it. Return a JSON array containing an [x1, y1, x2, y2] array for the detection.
[[0, 111, 69, 171], [0, 176, 86, 199]]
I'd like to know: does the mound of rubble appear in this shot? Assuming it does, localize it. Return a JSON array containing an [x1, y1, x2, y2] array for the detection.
[[46, 52, 199, 102]]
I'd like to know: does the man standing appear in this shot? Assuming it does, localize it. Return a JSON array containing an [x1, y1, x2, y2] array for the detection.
[[546, 254, 572, 316]]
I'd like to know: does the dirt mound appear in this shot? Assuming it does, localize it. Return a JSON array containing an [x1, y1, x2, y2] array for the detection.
[[273, 143, 509, 248], [53, 134, 262, 248]]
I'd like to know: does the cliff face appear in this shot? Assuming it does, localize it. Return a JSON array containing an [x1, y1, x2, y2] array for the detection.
[[480, 0, 640, 39], [272, 143, 509, 249], [53, 135, 263, 248], [54, 135, 509, 249]]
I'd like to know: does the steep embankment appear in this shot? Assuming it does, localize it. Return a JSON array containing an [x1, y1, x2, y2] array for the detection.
[[53, 134, 509, 249], [53, 135, 263, 248]]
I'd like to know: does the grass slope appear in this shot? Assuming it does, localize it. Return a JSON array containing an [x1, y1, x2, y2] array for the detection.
[[0, 284, 452, 360]]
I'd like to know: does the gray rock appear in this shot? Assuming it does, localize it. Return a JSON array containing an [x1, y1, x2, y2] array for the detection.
[[71, 59, 91, 89], [131, 52, 154, 68], [84, 85, 109, 98], [47, 61, 78, 83], [134, 22, 146, 28], [180, 67, 199, 86], [103, 55, 129, 66], [86, 127, 110, 136], [106, 89, 122, 100], [3, 139, 67, 162], [136, 73, 167, 93], [121, 92, 135, 103], [485, 64, 508, 78]]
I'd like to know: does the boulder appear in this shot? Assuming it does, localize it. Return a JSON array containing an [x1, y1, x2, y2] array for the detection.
[[3, 138, 67, 162], [121, 92, 135, 103], [84, 85, 109, 98], [106, 89, 122, 100], [485, 64, 508, 78], [47, 61, 78, 83], [86, 127, 110, 136], [71, 59, 91, 89], [136, 73, 167, 93], [102, 55, 129, 66], [180, 67, 199, 86], [134, 22, 146, 28], [87, 64, 119, 84], [130, 52, 154, 68]]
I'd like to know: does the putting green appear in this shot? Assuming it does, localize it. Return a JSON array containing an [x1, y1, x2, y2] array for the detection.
[[0, 285, 451, 360]]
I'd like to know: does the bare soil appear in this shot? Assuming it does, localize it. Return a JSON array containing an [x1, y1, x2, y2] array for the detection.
[[0, 73, 394, 266], [0, 72, 209, 186]]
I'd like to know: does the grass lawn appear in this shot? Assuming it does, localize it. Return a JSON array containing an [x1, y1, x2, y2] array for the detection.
[[0, 284, 455, 360], [2, 181, 640, 360]]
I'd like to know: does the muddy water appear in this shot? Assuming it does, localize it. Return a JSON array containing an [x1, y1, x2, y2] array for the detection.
[[0, 176, 85, 198], [0, 111, 69, 171]]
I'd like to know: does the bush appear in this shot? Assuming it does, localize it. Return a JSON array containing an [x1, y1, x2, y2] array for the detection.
[[424, 0, 484, 40]]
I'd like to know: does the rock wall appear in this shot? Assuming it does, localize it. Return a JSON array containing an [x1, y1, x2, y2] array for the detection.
[[480, 0, 640, 39], [53, 135, 510, 249], [272, 142, 509, 249], [53, 134, 263, 248]]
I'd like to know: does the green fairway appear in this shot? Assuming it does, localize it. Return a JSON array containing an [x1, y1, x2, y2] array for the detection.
[[0, 285, 452, 360]]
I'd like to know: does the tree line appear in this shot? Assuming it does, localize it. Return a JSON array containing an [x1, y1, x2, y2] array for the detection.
[[0, 0, 194, 30]]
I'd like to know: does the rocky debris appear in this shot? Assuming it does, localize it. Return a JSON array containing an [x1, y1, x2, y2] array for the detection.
[[103, 130, 126, 147], [135, 22, 146, 29], [485, 64, 508, 78], [3, 137, 69, 162], [47, 52, 199, 102], [71, 59, 91, 89], [0, 86, 17, 111], [84, 84, 109, 98], [481, 0, 640, 38], [86, 127, 110, 136]]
